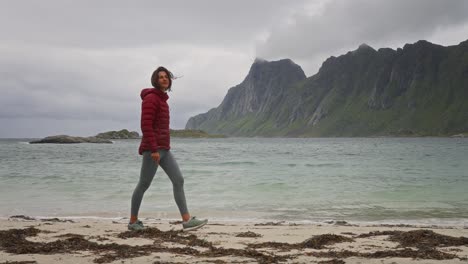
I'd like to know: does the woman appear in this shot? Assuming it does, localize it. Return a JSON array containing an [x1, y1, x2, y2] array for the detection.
[[129, 66, 208, 231]]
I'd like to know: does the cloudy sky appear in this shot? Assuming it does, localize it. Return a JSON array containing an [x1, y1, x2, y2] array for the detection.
[[1, 0, 467, 138]]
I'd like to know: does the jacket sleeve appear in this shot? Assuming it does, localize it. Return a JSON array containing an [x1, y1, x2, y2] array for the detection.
[[141, 94, 158, 152]]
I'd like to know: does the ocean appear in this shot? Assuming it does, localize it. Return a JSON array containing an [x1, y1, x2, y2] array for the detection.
[[0, 137, 467, 226]]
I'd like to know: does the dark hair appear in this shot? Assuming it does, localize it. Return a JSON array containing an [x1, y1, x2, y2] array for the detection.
[[151, 66, 174, 91]]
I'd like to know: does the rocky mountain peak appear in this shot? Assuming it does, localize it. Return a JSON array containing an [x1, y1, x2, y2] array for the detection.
[[357, 43, 375, 51], [185, 58, 307, 129], [246, 58, 304, 82]]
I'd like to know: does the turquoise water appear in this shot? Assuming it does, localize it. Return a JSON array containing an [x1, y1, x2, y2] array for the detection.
[[0, 137, 467, 225]]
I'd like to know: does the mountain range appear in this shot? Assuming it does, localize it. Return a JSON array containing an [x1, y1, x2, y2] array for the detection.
[[186, 39, 468, 137]]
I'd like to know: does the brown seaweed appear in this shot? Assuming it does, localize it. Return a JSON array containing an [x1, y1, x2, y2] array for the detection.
[[235, 231, 262, 238]]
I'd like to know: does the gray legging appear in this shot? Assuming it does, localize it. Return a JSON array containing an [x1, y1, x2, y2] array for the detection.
[[131, 149, 189, 217]]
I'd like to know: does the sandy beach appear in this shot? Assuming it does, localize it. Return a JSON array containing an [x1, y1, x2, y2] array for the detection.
[[1, 216, 468, 264]]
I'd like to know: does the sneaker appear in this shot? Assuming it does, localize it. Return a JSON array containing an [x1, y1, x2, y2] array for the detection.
[[127, 219, 145, 231], [182, 216, 208, 231]]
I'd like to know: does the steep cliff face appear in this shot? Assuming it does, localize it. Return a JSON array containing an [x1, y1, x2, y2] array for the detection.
[[186, 39, 468, 137], [185, 58, 307, 135]]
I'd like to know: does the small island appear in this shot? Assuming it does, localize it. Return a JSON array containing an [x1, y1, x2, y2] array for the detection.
[[95, 129, 140, 139], [29, 135, 112, 144]]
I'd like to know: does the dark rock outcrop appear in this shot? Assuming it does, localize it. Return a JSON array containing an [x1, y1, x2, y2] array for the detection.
[[95, 129, 140, 139]]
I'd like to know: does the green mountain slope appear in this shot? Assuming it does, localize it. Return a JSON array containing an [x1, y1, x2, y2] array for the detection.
[[186, 40, 468, 137]]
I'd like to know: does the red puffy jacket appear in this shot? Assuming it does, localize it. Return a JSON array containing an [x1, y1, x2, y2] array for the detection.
[[138, 88, 170, 155]]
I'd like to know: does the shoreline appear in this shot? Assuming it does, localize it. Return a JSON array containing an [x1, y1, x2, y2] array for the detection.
[[2, 213, 468, 229], [2, 216, 468, 263], [2, 214, 468, 230]]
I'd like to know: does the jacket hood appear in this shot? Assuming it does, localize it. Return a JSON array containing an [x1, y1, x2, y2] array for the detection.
[[140, 88, 169, 101]]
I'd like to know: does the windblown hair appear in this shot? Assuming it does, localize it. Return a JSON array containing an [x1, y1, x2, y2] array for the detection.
[[151, 66, 174, 91]]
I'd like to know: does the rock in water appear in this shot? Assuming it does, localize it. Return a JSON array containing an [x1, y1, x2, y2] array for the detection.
[[95, 129, 140, 139]]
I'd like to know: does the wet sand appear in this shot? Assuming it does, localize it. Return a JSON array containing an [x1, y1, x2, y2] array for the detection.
[[1, 216, 468, 263]]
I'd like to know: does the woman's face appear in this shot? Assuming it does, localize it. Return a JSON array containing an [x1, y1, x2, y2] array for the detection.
[[158, 71, 170, 91]]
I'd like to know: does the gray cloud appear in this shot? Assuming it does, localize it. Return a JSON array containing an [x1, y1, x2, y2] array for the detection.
[[0, 0, 302, 49], [256, 0, 468, 74], [0, 0, 467, 138]]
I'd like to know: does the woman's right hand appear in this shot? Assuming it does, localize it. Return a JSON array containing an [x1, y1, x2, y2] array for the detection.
[[151, 152, 160, 164]]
